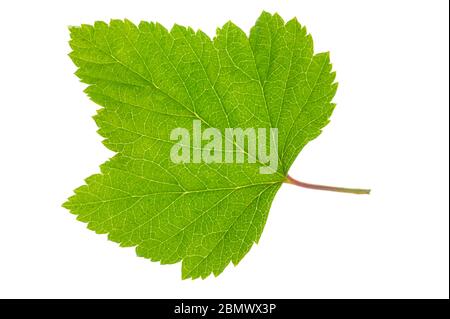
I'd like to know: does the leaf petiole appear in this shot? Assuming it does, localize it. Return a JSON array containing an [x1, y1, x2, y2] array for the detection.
[[285, 175, 371, 195]]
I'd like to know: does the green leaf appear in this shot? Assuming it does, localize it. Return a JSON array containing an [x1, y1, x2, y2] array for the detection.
[[64, 11, 337, 279]]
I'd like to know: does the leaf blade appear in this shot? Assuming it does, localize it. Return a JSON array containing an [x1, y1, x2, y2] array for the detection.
[[65, 12, 337, 279]]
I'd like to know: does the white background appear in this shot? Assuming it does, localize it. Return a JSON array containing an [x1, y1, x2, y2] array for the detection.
[[0, 0, 448, 299]]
